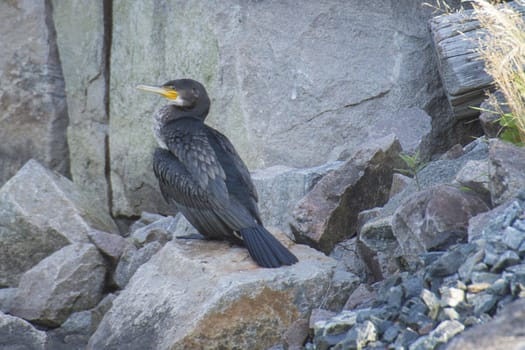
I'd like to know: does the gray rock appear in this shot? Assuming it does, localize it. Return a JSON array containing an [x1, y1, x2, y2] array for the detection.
[[283, 318, 309, 350], [0, 288, 16, 314], [47, 293, 116, 350], [109, 1, 445, 216], [467, 292, 499, 316], [469, 199, 523, 242], [426, 244, 477, 279], [458, 249, 485, 282], [440, 307, 460, 321], [130, 216, 176, 247], [358, 215, 401, 279], [478, 92, 509, 138], [0, 160, 118, 287], [359, 138, 489, 246], [113, 241, 163, 289], [399, 297, 431, 331], [502, 226, 525, 251], [252, 162, 342, 236], [440, 287, 465, 308], [470, 271, 501, 285], [491, 250, 520, 273], [88, 239, 342, 350], [336, 320, 377, 350], [421, 289, 441, 320], [88, 229, 130, 263], [9, 243, 106, 327], [428, 320, 465, 344], [392, 184, 489, 260], [331, 238, 368, 282], [0, 1, 69, 188], [394, 328, 419, 348], [129, 212, 167, 234], [489, 138, 525, 206], [487, 278, 509, 296], [506, 264, 525, 297], [446, 298, 525, 350], [0, 312, 47, 350], [310, 309, 338, 329], [453, 159, 490, 204], [343, 284, 376, 311], [291, 135, 404, 253], [52, 0, 110, 213], [383, 324, 401, 343], [390, 173, 413, 199], [315, 311, 358, 337]]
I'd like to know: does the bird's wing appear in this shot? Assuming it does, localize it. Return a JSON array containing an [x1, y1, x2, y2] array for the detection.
[[153, 148, 210, 209], [160, 119, 229, 205], [208, 128, 259, 202]]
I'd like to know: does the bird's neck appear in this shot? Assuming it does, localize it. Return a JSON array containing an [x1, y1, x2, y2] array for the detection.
[[152, 105, 208, 149]]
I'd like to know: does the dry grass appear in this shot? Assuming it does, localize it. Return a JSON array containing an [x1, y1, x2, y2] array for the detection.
[[473, 0, 525, 145], [422, 0, 458, 14]]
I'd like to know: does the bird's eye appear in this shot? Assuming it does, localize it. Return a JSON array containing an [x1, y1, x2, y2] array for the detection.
[[192, 87, 199, 97]]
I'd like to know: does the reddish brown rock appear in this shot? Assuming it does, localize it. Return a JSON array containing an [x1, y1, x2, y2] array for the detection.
[[291, 135, 404, 253], [392, 184, 490, 259]]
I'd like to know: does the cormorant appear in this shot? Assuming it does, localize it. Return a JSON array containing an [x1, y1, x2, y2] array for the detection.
[[136, 79, 298, 268]]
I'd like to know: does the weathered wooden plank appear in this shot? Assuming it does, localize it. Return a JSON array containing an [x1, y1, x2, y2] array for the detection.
[[429, 1, 525, 119]]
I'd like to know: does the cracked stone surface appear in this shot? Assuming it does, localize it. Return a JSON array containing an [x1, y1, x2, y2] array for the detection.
[[0, 1, 69, 187], [52, 0, 111, 213], [108, 0, 446, 216]]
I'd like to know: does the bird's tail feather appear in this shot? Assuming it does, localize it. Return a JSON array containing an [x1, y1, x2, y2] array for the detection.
[[240, 225, 298, 268]]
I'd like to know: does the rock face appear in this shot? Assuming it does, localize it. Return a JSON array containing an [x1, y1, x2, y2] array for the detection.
[[291, 135, 404, 253], [392, 184, 490, 259], [489, 138, 525, 206], [0, 312, 47, 350], [52, 0, 111, 213], [109, 0, 445, 216], [9, 243, 107, 327], [0, 160, 118, 287], [88, 238, 344, 350], [0, 0, 69, 188]]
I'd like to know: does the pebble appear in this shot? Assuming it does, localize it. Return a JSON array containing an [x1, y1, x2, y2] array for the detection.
[[311, 195, 525, 349]]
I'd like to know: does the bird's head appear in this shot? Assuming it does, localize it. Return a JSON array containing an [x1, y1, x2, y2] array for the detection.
[[137, 79, 210, 118]]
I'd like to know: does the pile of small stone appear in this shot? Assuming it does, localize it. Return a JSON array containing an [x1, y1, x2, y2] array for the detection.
[[309, 191, 525, 350]]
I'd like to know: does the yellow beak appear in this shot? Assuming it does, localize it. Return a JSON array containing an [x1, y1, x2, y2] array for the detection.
[[136, 84, 179, 100]]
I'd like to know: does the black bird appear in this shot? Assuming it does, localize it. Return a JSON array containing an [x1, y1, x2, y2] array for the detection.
[[136, 79, 298, 268]]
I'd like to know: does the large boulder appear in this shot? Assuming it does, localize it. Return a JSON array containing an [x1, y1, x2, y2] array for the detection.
[[9, 243, 107, 327], [489, 138, 525, 206], [0, 160, 118, 287], [52, 0, 111, 213], [88, 237, 347, 350], [291, 135, 404, 253], [0, 1, 69, 188], [0, 312, 47, 350], [108, 0, 445, 216]]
